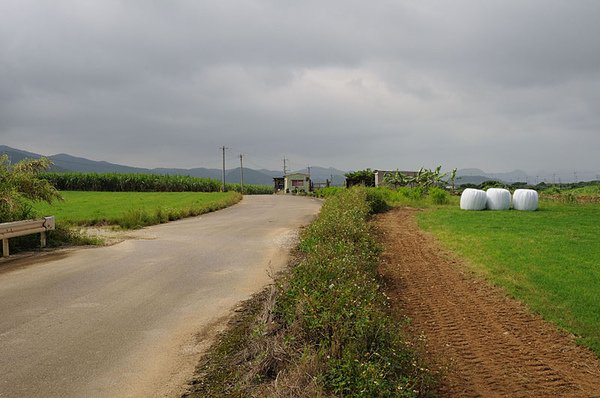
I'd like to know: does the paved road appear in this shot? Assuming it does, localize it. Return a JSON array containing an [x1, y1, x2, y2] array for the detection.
[[0, 195, 321, 397]]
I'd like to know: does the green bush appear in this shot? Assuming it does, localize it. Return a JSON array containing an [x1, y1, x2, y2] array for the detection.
[[429, 187, 450, 205], [365, 188, 390, 214]]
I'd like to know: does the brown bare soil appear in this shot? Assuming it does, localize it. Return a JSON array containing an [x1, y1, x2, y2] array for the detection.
[[375, 208, 600, 398]]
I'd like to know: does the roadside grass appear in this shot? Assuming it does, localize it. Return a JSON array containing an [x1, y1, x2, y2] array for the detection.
[[31, 191, 242, 229], [417, 200, 600, 355], [185, 188, 436, 397]]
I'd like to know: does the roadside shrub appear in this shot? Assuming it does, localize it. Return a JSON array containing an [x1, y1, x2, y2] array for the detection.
[[429, 187, 450, 205], [365, 188, 390, 214]]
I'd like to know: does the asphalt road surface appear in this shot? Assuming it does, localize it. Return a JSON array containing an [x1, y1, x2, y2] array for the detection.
[[0, 195, 321, 397]]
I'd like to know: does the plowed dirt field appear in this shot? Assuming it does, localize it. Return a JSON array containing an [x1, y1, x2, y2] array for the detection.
[[376, 208, 600, 398]]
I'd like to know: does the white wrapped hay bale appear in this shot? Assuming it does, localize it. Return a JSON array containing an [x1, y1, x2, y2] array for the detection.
[[486, 188, 511, 210], [460, 188, 487, 210], [513, 189, 538, 211]]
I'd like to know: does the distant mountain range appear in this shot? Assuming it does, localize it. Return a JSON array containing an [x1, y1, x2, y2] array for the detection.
[[0, 145, 347, 186], [2, 145, 597, 186]]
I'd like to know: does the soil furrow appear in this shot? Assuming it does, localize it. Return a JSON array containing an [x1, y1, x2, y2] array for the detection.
[[376, 208, 600, 398]]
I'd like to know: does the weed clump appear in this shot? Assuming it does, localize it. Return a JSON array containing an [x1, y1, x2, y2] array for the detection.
[[428, 187, 450, 205]]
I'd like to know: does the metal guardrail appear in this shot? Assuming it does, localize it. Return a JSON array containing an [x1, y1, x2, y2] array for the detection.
[[0, 216, 55, 257]]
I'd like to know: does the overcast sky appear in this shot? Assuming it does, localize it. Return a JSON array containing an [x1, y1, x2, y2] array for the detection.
[[1, 1, 599, 175]]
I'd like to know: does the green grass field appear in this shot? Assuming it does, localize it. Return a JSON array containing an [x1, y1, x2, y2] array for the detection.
[[33, 191, 242, 228], [417, 201, 600, 355]]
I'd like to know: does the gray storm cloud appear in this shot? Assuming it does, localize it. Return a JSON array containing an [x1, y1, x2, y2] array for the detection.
[[1, 0, 599, 174]]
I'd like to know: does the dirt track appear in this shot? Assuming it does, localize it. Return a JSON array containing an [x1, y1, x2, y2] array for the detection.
[[376, 208, 600, 398]]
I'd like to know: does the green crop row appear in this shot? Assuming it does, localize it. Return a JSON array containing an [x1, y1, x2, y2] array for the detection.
[[40, 172, 273, 194]]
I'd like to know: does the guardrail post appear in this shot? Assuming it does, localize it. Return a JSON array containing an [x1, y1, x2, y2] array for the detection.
[[41, 231, 47, 248], [2, 238, 8, 257]]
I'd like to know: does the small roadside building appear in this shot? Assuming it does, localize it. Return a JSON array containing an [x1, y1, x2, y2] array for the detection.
[[284, 173, 311, 193]]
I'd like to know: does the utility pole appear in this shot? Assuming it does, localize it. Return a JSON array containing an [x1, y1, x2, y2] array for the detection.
[[282, 157, 288, 176], [574, 171, 578, 183], [221, 146, 228, 192], [239, 154, 244, 194], [307, 165, 311, 178]]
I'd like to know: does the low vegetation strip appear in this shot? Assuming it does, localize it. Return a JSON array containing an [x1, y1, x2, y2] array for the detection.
[[40, 172, 273, 194], [417, 201, 600, 355], [185, 188, 434, 397], [32, 191, 242, 229]]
